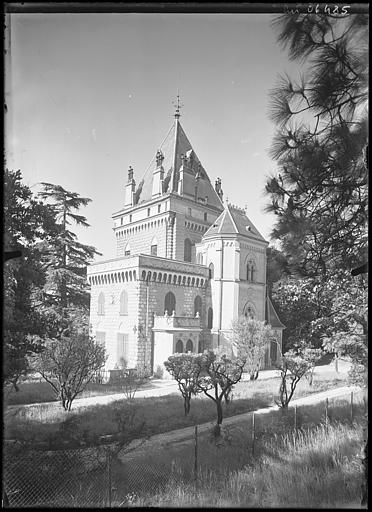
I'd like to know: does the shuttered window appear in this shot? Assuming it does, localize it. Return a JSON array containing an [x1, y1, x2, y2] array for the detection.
[[120, 290, 128, 315], [96, 331, 106, 348], [117, 333, 129, 368]]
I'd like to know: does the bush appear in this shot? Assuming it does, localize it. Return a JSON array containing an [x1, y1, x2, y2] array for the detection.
[[153, 365, 164, 379]]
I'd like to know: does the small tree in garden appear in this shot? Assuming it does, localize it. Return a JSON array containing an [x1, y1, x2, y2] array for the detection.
[[300, 345, 323, 386], [164, 354, 201, 416], [275, 350, 312, 409], [323, 332, 368, 387], [32, 322, 106, 411], [231, 317, 274, 379], [114, 365, 150, 401], [196, 350, 246, 435]]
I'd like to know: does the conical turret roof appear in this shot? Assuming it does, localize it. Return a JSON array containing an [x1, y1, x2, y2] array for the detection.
[[203, 203, 267, 242]]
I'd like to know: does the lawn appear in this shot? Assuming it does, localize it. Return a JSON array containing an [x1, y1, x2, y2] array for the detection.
[[4, 379, 130, 406], [4, 371, 351, 446]]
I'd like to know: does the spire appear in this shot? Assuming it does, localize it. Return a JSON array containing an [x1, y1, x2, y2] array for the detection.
[[171, 92, 183, 190], [172, 90, 183, 119]]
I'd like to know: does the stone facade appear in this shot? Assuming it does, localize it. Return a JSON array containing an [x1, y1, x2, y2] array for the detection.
[[87, 112, 284, 377]]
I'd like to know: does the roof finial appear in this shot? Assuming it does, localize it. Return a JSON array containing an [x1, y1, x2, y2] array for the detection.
[[172, 90, 183, 119]]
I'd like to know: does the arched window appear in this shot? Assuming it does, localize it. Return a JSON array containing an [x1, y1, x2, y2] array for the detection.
[[186, 339, 193, 352], [120, 290, 128, 315], [124, 243, 131, 256], [164, 291, 176, 316], [207, 307, 213, 329], [184, 238, 192, 262], [209, 263, 214, 279], [151, 237, 158, 256], [175, 339, 184, 353], [98, 292, 105, 315], [270, 339, 278, 364], [246, 258, 256, 282], [194, 296, 202, 317], [243, 303, 255, 319]]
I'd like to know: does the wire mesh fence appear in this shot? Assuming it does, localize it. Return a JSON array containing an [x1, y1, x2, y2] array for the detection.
[[3, 388, 367, 507]]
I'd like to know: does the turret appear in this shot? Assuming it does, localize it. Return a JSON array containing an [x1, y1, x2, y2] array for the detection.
[[124, 166, 136, 207], [152, 150, 165, 197], [215, 177, 223, 201]]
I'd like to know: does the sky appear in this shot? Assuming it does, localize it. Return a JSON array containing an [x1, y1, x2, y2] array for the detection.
[[5, 12, 300, 261]]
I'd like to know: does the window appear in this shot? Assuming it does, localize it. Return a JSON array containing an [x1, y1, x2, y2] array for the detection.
[[184, 238, 192, 262], [151, 245, 157, 256], [246, 259, 256, 282], [186, 339, 193, 352], [96, 331, 106, 347], [207, 307, 213, 329], [158, 204, 161, 213], [117, 333, 129, 368], [124, 243, 131, 256], [175, 339, 184, 353], [151, 237, 158, 256], [129, 214, 132, 222], [270, 340, 278, 364], [98, 293, 105, 315], [244, 304, 255, 319], [120, 290, 128, 315], [197, 253, 203, 265], [147, 208, 151, 217], [120, 217, 123, 225], [188, 207, 192, 216], [164, 291, 176, 315], [194, 296, 202, 317], [209, 263, 214, 279], [204, 212, 207, 221]]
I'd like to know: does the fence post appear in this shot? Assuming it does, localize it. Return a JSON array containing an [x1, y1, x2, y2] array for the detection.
[[251, 412, 255, 456], [194, 425, 198, 486], [107, 450, 112, 507], [350, 391, 354, 424], [294, 405, 297, 431], [325, 398, 329, 429]]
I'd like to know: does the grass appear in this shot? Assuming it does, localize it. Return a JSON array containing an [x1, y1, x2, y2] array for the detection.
[[4, 380, 128, 406], [128, 420, 367, 508], [5, 361, 349, 406], [4, 371, 350, 443]]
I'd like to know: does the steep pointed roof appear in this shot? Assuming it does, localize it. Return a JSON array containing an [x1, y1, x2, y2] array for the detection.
[[203, 203, 267, 242], [133, 117, 223, 209], [265, 296, 286, 329]]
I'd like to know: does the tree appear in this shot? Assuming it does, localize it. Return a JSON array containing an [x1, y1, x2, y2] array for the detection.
[[230, 317, 275, 379], [276, 350, 312, 409], [266, 13, 368, 277], [3, 170, 56, 389], [271, 276, 330, 351], [323, 332, 367, 387], [38, 183, 101, 337], [298, 344, 323, 386], [111, 365, 150, 401], [164, 354, 202, 416], [32, 316, 107, 411], [266, 246, 290, 297], [196, 350, 246, 435]]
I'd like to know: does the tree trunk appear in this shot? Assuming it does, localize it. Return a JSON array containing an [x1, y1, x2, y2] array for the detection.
[[216, 399, 223, 426]]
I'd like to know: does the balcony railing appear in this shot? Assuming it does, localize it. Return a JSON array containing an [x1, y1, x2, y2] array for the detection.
[[153, 313, 201, 330]]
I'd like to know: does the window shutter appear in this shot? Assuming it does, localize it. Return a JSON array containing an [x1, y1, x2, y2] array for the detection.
[[96, 331, 106, 347], [117, 333, 129, 367]]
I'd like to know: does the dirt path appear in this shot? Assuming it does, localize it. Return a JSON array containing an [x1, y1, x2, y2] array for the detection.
[[119, 384, 361, 462]]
